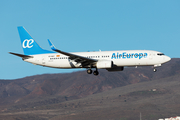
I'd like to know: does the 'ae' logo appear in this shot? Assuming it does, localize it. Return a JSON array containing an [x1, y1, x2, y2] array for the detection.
[[22, 39, 34, 48]]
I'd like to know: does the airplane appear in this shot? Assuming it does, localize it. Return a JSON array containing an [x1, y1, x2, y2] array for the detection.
[[9, 26, 171, 76]]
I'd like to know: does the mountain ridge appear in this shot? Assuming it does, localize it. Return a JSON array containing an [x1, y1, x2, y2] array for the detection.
[[0, 58, 180, 120], [0, 58, 179, 103]]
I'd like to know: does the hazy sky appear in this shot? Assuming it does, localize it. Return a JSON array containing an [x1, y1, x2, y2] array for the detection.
[[1, 0, 180, 79]]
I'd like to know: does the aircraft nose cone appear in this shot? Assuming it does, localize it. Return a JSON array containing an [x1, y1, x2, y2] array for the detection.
[[166, 56, 171, 62]]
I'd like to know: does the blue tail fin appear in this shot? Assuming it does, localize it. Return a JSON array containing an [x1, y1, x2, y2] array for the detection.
[[17, 26, 54, 55]]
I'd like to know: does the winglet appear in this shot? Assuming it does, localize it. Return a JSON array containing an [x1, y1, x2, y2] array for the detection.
[[47, 39, 57, 51]]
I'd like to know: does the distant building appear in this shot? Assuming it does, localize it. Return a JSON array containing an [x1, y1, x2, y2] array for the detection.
[[152, 89, 157, 91], [159, 116, 180, 120]]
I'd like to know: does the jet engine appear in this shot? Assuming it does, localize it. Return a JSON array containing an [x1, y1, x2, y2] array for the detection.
[[96, 60, 113, 69]]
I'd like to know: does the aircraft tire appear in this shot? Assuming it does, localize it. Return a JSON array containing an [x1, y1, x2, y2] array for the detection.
[[93, 71, 99, 76], [87, 69, 92, 74]]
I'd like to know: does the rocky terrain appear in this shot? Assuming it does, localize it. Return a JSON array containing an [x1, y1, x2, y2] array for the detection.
[[0, 58, 180, 120]]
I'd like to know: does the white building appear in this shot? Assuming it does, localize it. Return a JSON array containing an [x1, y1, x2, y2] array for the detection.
[[159, 116, 180, 120]]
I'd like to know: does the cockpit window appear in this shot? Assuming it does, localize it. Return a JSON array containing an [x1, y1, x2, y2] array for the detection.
[[157, 53, 165, 56]]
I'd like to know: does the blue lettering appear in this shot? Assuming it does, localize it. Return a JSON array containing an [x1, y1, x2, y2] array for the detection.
[[134, 53, 138, 58], [139, 53, 143, 59], [130, 53, 134, 58], [119, 54, 122, 59], [111, 52, 148, 59], [111, 53, 116, 59], [144, 53, 148, 58], [122, 52, 126, 59], [127, 54, 131, 58]]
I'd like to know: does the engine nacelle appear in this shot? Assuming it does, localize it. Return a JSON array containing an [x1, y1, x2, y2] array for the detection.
[[96, 60, 113, 69], [106, 66, 124, 72]]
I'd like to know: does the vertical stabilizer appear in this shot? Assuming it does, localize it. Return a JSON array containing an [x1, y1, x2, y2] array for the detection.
[[17, 26, 54, 55]]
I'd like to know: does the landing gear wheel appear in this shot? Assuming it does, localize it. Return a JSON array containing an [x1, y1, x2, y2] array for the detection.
[[87, 69, 92, 74], [93, 71, 99, 76], [153, 68, 157, 72]]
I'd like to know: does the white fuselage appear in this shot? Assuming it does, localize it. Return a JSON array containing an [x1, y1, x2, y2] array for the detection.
[[24, 50, 171, 69], [11, 26, 171, 76]]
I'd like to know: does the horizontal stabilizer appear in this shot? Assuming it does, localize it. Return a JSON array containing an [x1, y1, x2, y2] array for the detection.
[[9, 52, 33, 58]]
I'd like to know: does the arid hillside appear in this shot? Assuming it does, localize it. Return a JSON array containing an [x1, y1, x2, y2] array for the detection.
[[0, 58, 180, 120]]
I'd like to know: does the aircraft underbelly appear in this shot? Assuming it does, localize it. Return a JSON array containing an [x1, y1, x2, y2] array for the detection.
[[113, 58, 154, 66], [46, 59, 84, 68], [47, 60, 71, 68]]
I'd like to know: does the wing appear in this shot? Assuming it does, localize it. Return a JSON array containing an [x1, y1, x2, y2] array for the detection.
[[47, 39, 98, 67]]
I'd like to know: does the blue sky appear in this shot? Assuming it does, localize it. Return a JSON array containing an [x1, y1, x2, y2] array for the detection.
[[1, 0, 180, 79]]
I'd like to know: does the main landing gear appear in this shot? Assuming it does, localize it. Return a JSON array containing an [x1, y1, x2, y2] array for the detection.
[[87, 68, 99, 76], [87, 69, 92, 74]]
